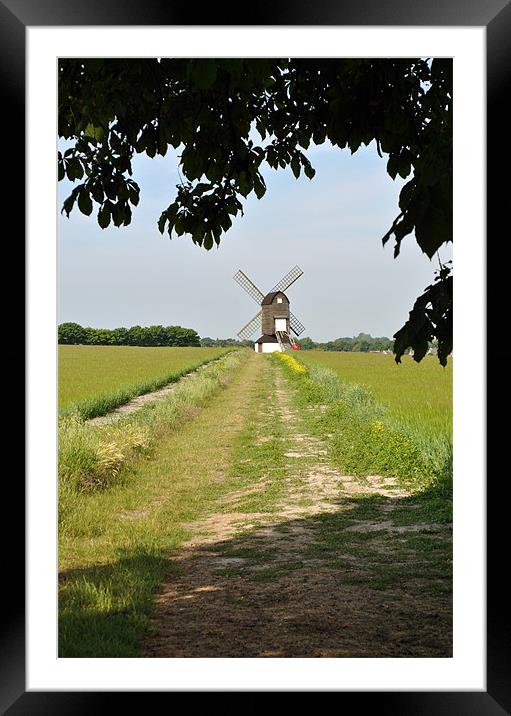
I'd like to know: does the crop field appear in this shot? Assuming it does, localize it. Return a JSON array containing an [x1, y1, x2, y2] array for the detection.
[[58, 345, 229, 417], [298, 351, 452, 438]]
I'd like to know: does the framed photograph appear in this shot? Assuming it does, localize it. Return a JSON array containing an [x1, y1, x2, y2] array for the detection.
[[9, 0, 506, 710]]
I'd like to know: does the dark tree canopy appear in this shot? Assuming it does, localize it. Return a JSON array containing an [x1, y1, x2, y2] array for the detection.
[[58, 322, 201, 347], [58, 58, 452, 365]]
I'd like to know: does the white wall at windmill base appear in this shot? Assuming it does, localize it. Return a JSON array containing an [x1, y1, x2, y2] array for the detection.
[[254, 342, 284, 353]]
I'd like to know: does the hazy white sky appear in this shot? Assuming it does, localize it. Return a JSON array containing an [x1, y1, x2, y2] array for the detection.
[[58, 140, 451, 342]]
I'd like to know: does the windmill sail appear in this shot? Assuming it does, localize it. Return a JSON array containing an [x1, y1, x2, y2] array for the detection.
[[270, 265, 303, 294], [233, 270, 265, 304], [289, 312, 305, 336], [237, 310, 262, 340]]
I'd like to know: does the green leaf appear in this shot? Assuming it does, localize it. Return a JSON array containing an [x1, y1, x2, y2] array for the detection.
[[237, 171, 252, 198], [174, 216, 184, 236], [66, 157, 84, 181], [98, 204, 111, 229], [91, 183, 104, 203], [193, 182, 212, 196], [110, 132, 122, 152], [253, 174, 266, 200], [265, 147, 277, 169], [398, 180, 415, 211], [226, 199, 239, 216], [219, 213, 232, 232], [415, 205, 450, 258], [212, 223, 222, 244], [62, 189, 78, 217], [387, 153, 399, 180], [85, 123, 104, 142], [158, 210, 167, 234], [104, 181, 118, 201], [77, 188, 93, 216], [166, 202, 179, 221], [381, 229, 392, 247], [117, 183, 129, 200], [397, 154, 412, 179], [145, 138, 156, 158], [112, 203, 124, 227], [297, 131, 310, 150], [203, 232, 214, 250], [290, 155, 301, 179], [128, 186, 140, 206], [255, 120, 267, 140], [303, 161, 315, 180], [158, 136, 168, 156]]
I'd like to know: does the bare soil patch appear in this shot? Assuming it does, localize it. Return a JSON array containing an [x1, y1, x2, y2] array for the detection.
[[143, 548, 451, 658]]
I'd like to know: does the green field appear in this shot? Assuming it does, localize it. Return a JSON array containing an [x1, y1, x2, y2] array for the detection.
[[298, 351, 452, 437], [58, 345, 229, 415]]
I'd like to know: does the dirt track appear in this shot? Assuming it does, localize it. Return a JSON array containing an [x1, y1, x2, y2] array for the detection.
[[141, 359, 452, 658]]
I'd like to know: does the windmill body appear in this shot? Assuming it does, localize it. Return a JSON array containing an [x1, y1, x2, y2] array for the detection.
[[233, 266, 305, 353]]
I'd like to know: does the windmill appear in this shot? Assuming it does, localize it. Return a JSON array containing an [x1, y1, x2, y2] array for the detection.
[[233, 265, 305, 353]]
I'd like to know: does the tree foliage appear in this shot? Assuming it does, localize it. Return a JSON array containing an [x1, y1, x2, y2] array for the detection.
[[57, 323, 201, 347], [297, 333, 395, 353], [200, 337, 252, 348], [58, 322, 87, 345], [393, 262, 452, 366], [58, 58, 452, 363]]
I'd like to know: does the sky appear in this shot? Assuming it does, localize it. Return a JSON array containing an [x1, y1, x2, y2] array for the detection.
[[58, 140, 452, 343]]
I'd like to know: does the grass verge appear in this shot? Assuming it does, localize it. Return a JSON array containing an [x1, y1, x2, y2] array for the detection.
[[59, 350, 246, 499], [272, 352, 452, 522], [298, 350, 452, 437]]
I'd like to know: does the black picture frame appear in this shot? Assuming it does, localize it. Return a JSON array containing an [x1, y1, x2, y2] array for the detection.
[[9, 0, 507, 711]]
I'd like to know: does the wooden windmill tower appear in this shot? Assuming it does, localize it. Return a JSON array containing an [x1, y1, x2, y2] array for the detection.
[[233, 266, 305, 352]]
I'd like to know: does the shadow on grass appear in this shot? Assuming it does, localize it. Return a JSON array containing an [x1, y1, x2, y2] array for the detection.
[[59, 494, 452, 658], [59, 548, 170, 658]]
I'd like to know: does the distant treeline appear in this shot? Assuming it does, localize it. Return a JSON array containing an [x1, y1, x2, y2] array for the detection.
[[298, 333, 395, 352], [58, 322, 201, 347], [298, 334, 438, 353], [200, 337, 253, 348], [58, 324, 437, 353], [202, 333, 399, 351]]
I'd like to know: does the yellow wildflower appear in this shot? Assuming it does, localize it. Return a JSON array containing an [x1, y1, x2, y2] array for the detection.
[[275, 352, 308, 374]]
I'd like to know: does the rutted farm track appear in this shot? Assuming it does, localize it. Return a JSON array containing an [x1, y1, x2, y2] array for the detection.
[[141, 355, 452, 658], [87, 353, 232, 426]]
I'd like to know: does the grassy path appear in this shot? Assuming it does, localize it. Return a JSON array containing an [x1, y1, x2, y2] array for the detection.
[[141, 358, 452, 658]]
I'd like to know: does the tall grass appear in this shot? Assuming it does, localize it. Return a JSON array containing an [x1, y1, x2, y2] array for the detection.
[[59, 350, 247, 517], [274, 354, 452, 520], [59, 345, 231, 418], [299, 350, 452, 438]]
